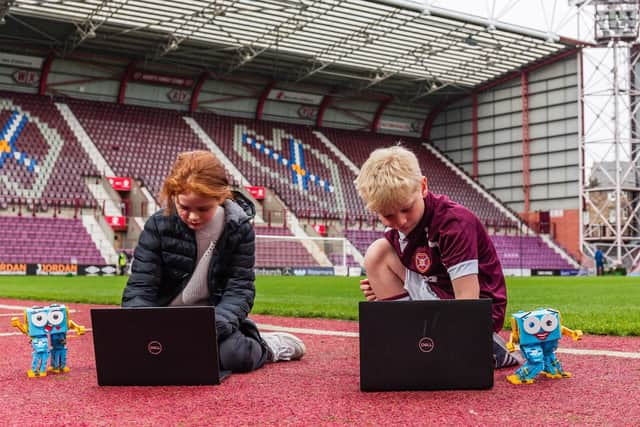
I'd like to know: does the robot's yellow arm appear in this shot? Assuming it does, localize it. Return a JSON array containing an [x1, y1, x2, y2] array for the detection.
[[561, 325, 583, 341], [506, 317, 519, 352], [68, 319, 86, 336], [63, 307, 86, 336], [11, 316, 28, 335]]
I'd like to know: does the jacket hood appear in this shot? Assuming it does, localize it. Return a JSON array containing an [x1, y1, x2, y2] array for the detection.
[[231, 190, 255, 220]]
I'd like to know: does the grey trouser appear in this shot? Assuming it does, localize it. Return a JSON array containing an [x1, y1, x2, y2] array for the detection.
[[218, 318, 269, 373]]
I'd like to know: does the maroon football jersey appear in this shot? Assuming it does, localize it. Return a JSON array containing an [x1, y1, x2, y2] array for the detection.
[[384, 192, 507, 332]]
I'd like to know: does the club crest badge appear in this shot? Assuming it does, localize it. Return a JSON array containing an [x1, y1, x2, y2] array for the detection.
[[414, 249, 431, 273]]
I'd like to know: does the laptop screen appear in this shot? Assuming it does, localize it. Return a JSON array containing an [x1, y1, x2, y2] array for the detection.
[[91, 306, 222, 386], [359, 299, 494, 391]]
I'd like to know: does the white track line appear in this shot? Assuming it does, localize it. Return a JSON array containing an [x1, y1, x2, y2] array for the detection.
[[1, 311, 639, 359], [557, 348, 640, 359], [1, 330, 90, 337], [0, 304, 30, 310], [1, 332, 25, 337], [257, 323, 358, 337], [257, 324, 640, 359], [0, 304, 78, 314]]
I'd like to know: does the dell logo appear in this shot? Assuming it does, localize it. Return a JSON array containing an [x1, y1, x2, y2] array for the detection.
[[147, 340, 163, 355], [418, 337, 434, 353]]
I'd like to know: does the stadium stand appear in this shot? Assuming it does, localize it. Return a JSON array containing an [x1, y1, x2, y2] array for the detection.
[[65, 99, 209, 197], [0, 216, 104, 265], [345, 228, 384, 256], [346, 227, 573, 270], [320, 127, 509, 224], [193, 114, 360, 219], [0, 92, 99, 206], [0, 91, 577, 270], [491, 234, 574, 270], [254, 225, 320, 268]]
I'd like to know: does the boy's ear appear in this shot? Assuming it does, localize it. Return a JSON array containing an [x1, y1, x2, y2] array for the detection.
[[421, 176, 428, 197]]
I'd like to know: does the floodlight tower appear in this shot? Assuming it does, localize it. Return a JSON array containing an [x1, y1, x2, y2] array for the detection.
[[579, 0, 640, 271]]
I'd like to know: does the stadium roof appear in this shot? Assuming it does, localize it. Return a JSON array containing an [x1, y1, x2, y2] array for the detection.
[[1, 0, 579, 105]]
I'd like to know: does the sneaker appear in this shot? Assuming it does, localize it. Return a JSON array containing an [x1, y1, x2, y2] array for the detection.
[[262, 332, 306, 362], [493, 332, 524, 369]]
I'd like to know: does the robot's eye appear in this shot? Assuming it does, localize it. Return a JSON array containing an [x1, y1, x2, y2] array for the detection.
[[523, 316, 541, 334], [540, 313, 558, 332], [30, 313, 47, 327], [48, 310, 64, 326]]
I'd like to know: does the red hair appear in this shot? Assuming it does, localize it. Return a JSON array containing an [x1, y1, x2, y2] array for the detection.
[[160, 150, 232, 215]]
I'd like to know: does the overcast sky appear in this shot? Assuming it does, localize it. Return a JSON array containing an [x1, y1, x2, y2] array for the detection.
[[432, 0, 593, 41]]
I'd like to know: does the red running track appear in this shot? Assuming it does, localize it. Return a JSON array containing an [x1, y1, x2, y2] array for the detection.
[[1, 299, 639, 426]]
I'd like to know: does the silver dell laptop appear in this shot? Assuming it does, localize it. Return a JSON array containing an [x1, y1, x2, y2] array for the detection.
[[359, 299, 494, 391], [91, 306, 230, 386]]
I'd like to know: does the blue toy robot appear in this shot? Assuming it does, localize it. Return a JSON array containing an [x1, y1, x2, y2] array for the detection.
[[505, 308, 583, 385], [11, 304, 85, 378], [11, 306, 51, 377], [47, 304, 85, 373]]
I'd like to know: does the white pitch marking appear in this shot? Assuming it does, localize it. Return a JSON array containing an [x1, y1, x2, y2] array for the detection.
[[0, 304, 30, 310], [0, 303, 78, 313], [1, 315, 639, 359], [257, 323, 640, 359], [557, 347, 640, 359], [257, 323, 359, 337], [1, 329, 92, 337]]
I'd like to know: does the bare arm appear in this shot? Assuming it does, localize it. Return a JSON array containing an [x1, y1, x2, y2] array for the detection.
[[451, 274, 480, 299]]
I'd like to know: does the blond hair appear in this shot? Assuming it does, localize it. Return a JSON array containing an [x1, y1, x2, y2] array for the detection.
[[160, 150, 232, 215], [354, 145, 423, 214]]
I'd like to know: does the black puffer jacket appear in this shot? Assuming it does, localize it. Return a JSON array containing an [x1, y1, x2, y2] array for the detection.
[[121, 192, 256, 342]]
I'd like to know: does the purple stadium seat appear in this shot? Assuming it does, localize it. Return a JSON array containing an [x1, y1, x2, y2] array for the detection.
[[0, 91, 99, 207], [66, 99, 210, 198], [0, 216, 106, 265], [254, 225, 320, 267]]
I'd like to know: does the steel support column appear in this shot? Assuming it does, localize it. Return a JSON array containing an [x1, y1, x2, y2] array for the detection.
[[579, 0, 640, 270], [472, 93, 478, 180], [118, 62, 135, 105], [521, 71, 531, 214], [38, 52, 54, 96]]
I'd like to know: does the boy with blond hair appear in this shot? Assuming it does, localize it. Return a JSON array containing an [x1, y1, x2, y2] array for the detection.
[[355, 145, 520, 368]]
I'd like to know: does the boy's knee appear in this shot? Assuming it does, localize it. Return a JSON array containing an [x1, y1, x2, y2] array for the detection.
[[364, 238, 392, 270]]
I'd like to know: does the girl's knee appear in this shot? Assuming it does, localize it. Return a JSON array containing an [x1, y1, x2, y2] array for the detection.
[[219, 334, 263, 373], [220, 352, 255, 373]]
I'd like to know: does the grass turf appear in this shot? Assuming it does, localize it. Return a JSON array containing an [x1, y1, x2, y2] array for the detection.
[[0, 275, 638, 335]]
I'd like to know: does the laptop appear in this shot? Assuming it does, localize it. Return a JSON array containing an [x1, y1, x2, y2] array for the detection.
[[359, 299, 494, 391], [91, 306, 230, 386]]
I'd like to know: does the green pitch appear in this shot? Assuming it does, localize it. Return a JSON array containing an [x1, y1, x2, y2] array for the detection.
[[0, 275, 638, 336]]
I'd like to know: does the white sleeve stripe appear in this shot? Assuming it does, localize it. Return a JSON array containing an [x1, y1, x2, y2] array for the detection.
[[447, 259, 478, 280]]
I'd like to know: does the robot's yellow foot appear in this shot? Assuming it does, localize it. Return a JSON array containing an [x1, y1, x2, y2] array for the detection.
[[27, 370, 36, 378], [47, 367, 61, 374], [62, 367, 70, 373], [541, 371, 560, 379], [541, 370, 572, 379], [506, 374, 535, 385]]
